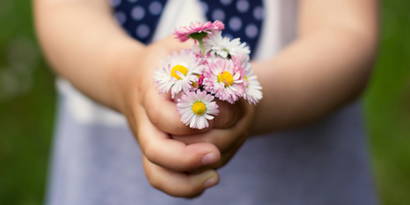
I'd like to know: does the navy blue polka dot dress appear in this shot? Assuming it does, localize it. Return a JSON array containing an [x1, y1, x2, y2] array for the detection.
[[111, 0, 264, 58]]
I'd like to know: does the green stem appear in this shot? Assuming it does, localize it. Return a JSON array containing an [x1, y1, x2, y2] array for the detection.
[[198, 39, 205, 56]]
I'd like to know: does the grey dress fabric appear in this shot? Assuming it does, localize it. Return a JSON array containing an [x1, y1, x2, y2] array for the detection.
[[46, 93, 378, 205]]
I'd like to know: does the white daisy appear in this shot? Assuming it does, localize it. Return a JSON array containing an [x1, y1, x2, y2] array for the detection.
[[204, 32, 250, 59], [176, 90, 219, 129], [154, 49, 204, 98], [243, 63, 263, 104]]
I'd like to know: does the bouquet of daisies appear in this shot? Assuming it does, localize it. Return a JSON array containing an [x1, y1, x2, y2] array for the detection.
[[154, 21, 262, 129]]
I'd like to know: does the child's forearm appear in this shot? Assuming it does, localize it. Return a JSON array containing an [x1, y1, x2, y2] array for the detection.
[[251, 0, 379, 134], [34, 0, 144, 111]]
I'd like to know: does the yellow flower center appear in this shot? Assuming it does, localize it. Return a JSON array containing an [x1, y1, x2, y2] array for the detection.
[[217, 71, 234, 87], [170, 65, 189, 80], [191, 101, 207, 115]]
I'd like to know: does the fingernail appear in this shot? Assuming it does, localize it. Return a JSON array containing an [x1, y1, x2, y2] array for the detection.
[[202, 153, 218, 165], [203, 175, 218, 188]]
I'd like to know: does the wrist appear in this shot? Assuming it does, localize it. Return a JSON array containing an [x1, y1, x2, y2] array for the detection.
[[106, 39, 146, 114]]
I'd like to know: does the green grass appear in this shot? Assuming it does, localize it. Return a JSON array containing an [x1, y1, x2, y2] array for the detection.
[[0, 0, 409, 204], [364, 1, 410, 204], [0, 1, 56, 204]]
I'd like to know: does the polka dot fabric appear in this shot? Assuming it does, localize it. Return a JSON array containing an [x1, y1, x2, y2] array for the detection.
[[111, 0, 264, 58], [199, 0, 264, 58], [111, 0, 167, 44]]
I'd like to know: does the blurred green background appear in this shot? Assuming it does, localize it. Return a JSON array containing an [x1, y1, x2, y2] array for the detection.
[[0, 1, 409, 205]]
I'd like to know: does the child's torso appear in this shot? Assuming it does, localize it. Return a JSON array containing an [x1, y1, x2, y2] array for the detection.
[[47, 1, 378, 204]]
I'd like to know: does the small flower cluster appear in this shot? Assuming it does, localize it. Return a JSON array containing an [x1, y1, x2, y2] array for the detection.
[[154, 21, 262, 129]]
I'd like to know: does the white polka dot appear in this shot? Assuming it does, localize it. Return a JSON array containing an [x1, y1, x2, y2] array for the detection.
[[253, 6, 264, 20], [212, 9, 225, 21], [245, 24, 258, 38], [149, 1, 163, 15], [136, 24, 150, 38], [220, 0, 232, 5], [236, 0, 249, 13], [229, 17, 242, 31], [110, 0, 121, 7], [115, 12, 126, 24], [200, 2, 208, 13], [131, 6, 145, 20]]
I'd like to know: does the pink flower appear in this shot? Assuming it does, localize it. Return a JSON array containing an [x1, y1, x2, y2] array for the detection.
[[176, 90, 219, 129], [174, 21, 225, 42], [202, 58, 245, 103], [231, 55, 249, 75]]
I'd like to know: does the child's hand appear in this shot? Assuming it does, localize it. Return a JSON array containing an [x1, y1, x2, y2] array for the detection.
[[147, 90, 255, 170], [135, 37, 256, 173], [174, 100, 255, 169], [114, 36, 223, 197]]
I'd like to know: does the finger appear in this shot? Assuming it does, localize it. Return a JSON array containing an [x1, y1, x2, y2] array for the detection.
[[172, 128, 242, 155], [191, 133, 247, 172], [136, 106, 221, 171], [145, 88, 212, 135], [214, 133, 247, 169], [172, 130, 232, 152], [143, 156, 219, 198], [173, 102, 254, 152], [213, 100, 243, 129]]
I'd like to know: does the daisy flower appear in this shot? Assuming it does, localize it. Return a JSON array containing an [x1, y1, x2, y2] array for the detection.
[[174, 21, 225, 42], [154, 50, 204, 98], [232, 56, 263, 104], [203, 58, 245, 104], [177, 90, 219, 129], [204, 32, 250, 59], [243, 66, 263, 104]]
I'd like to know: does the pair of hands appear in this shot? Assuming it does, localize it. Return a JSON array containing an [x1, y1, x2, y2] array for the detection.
[[113, 36, 256, 197]]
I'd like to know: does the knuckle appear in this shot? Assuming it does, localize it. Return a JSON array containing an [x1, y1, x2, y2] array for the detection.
[[143, 142, 158, 162]]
